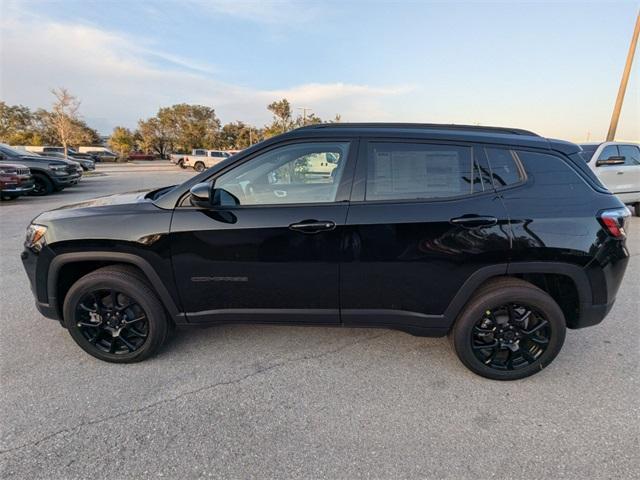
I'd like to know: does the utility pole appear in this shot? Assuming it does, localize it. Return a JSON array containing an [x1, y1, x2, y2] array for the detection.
[[297, 107, 311, 126], [606, 9, 640, 141]]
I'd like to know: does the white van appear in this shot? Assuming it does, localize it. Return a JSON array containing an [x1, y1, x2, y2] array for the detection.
[[580, 141, 640, 216]]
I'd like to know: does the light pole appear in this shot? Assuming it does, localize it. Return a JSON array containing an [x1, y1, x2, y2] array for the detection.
[[297, 107, 312, 126], [606, 9, 640, 141]]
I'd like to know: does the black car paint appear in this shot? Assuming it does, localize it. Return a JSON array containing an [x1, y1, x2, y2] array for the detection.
[[21, 125, 629, 337]]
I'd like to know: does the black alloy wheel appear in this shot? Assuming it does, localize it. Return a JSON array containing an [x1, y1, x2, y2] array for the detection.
[[74, 289, 149, 355], [63, 265, 169, 362], [471, 303, 551, 370], [31, 174, 54, 196], [451, 277, 566, 380]]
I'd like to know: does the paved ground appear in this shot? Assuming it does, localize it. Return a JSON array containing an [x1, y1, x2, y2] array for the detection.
[[0, 169, 638, 479]]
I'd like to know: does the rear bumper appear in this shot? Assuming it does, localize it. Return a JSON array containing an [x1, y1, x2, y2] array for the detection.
[[577, 300, 615, 329], [577, 239, 630, 328]]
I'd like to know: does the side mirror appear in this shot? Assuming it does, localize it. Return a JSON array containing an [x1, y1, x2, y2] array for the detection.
[[211, 188, 240, 207], [189, 182, 212, 208], [596, 156, 625, 167]]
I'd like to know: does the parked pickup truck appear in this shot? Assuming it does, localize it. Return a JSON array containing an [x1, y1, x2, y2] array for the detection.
[[579, 141, 640, 216], [171, 150, 231, 172]]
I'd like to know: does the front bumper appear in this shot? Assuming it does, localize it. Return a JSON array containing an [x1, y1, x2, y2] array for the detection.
[[1, 182, 35, 195], [21, 246, 61, 321]]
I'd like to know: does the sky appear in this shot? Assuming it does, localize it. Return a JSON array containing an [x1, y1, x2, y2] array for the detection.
[[1, 0, 638, 142]]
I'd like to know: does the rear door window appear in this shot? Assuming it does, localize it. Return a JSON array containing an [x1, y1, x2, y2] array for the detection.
[[619, 145, 640, 166], [364, 142, 485, 201]]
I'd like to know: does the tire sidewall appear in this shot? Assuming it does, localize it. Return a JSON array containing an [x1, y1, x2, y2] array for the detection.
[[31, 174, 53, 196], [453, 286, 566, 380], [63, 274, 167, 363]]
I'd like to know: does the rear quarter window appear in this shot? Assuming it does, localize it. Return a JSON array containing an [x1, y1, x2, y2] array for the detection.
[[515, 150, 592, 196]]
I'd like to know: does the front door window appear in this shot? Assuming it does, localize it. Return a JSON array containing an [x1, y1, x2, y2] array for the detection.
[[214, 142, 350, 205]]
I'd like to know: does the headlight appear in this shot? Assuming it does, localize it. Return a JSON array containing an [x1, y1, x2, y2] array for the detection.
[[25, 224, 47, 252], [0, 166, 18, 175], [49, 164, 68, 176]]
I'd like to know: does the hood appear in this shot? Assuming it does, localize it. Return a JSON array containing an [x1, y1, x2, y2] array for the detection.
[[17, 154, 76, 166], [56, 189, 152, 210], [35, 190, 155, 224]]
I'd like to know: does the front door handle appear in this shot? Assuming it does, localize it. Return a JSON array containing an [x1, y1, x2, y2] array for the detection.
[[450, 215, 498, 228], [289, 220, 336, 234], [616, 171, 624, 175]]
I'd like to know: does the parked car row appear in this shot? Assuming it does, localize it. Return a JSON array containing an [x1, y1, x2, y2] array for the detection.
[[0, 144, 83, 200]]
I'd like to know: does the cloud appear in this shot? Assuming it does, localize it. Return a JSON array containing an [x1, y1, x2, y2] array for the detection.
[[187, 0, 322, 25], [0, 11, 411, 133]]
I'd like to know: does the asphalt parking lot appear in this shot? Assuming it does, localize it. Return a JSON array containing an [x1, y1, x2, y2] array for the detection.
[[1, 167, 638, 479]]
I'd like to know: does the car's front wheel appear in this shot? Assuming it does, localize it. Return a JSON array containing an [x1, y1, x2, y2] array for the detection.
[[63, 265, 169, 363], [31, 174, 54, 196], [451, 277, 566, 380]]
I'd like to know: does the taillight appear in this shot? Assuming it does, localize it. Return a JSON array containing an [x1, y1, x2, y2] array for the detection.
[[598, 208, 631, 238]]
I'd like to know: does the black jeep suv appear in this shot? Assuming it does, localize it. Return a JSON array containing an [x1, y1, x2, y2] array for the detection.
[[21, 124, 630, 380]]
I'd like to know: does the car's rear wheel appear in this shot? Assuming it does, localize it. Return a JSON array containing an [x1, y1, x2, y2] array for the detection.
[[31, 174, 54, 196], [451, 277, 566, 380], [63, 265, 169, 363], [178, 159, 187, 169], [194, 161, 205, 172], [634, 203, 639, 217]]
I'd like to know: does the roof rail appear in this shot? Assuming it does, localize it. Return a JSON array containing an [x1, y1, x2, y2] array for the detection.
[[296, 123, 540, 137]]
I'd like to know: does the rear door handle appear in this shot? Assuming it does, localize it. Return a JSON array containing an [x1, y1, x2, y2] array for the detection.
[[616, 171, 624, 175], [289, 220, 336, 234], [450, 215, 498, 228]]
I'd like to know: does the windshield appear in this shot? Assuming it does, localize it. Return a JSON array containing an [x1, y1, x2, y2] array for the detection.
[[0, 144, 30, 157]]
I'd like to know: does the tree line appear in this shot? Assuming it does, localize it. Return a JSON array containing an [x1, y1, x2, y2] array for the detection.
[[0, 90, 341, 158]]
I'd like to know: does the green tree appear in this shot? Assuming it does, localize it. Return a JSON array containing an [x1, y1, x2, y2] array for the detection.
[[137, 117, 172, 158], [157, 104, 221, 152], [108, 126, 136, 159], [0, 102, 37, 145], [265, 98, 293, 136], [219, 121, 262, 149]]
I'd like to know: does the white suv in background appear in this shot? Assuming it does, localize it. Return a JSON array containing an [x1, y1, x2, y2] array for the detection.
[[580, 141, 640, 216]]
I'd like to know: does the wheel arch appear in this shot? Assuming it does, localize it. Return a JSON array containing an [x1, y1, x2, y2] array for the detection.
[[444, 262, 590, 330], [48, 252, 181, 323]]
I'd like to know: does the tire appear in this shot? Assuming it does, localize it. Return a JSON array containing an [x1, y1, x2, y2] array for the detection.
[[450, 277, 566, 380], [194, 161, 205, 172], [31, 174, 54, 196], [634, 203, 640, 217], [62, 265, 169, 363], [178, 159, 187, 169]]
